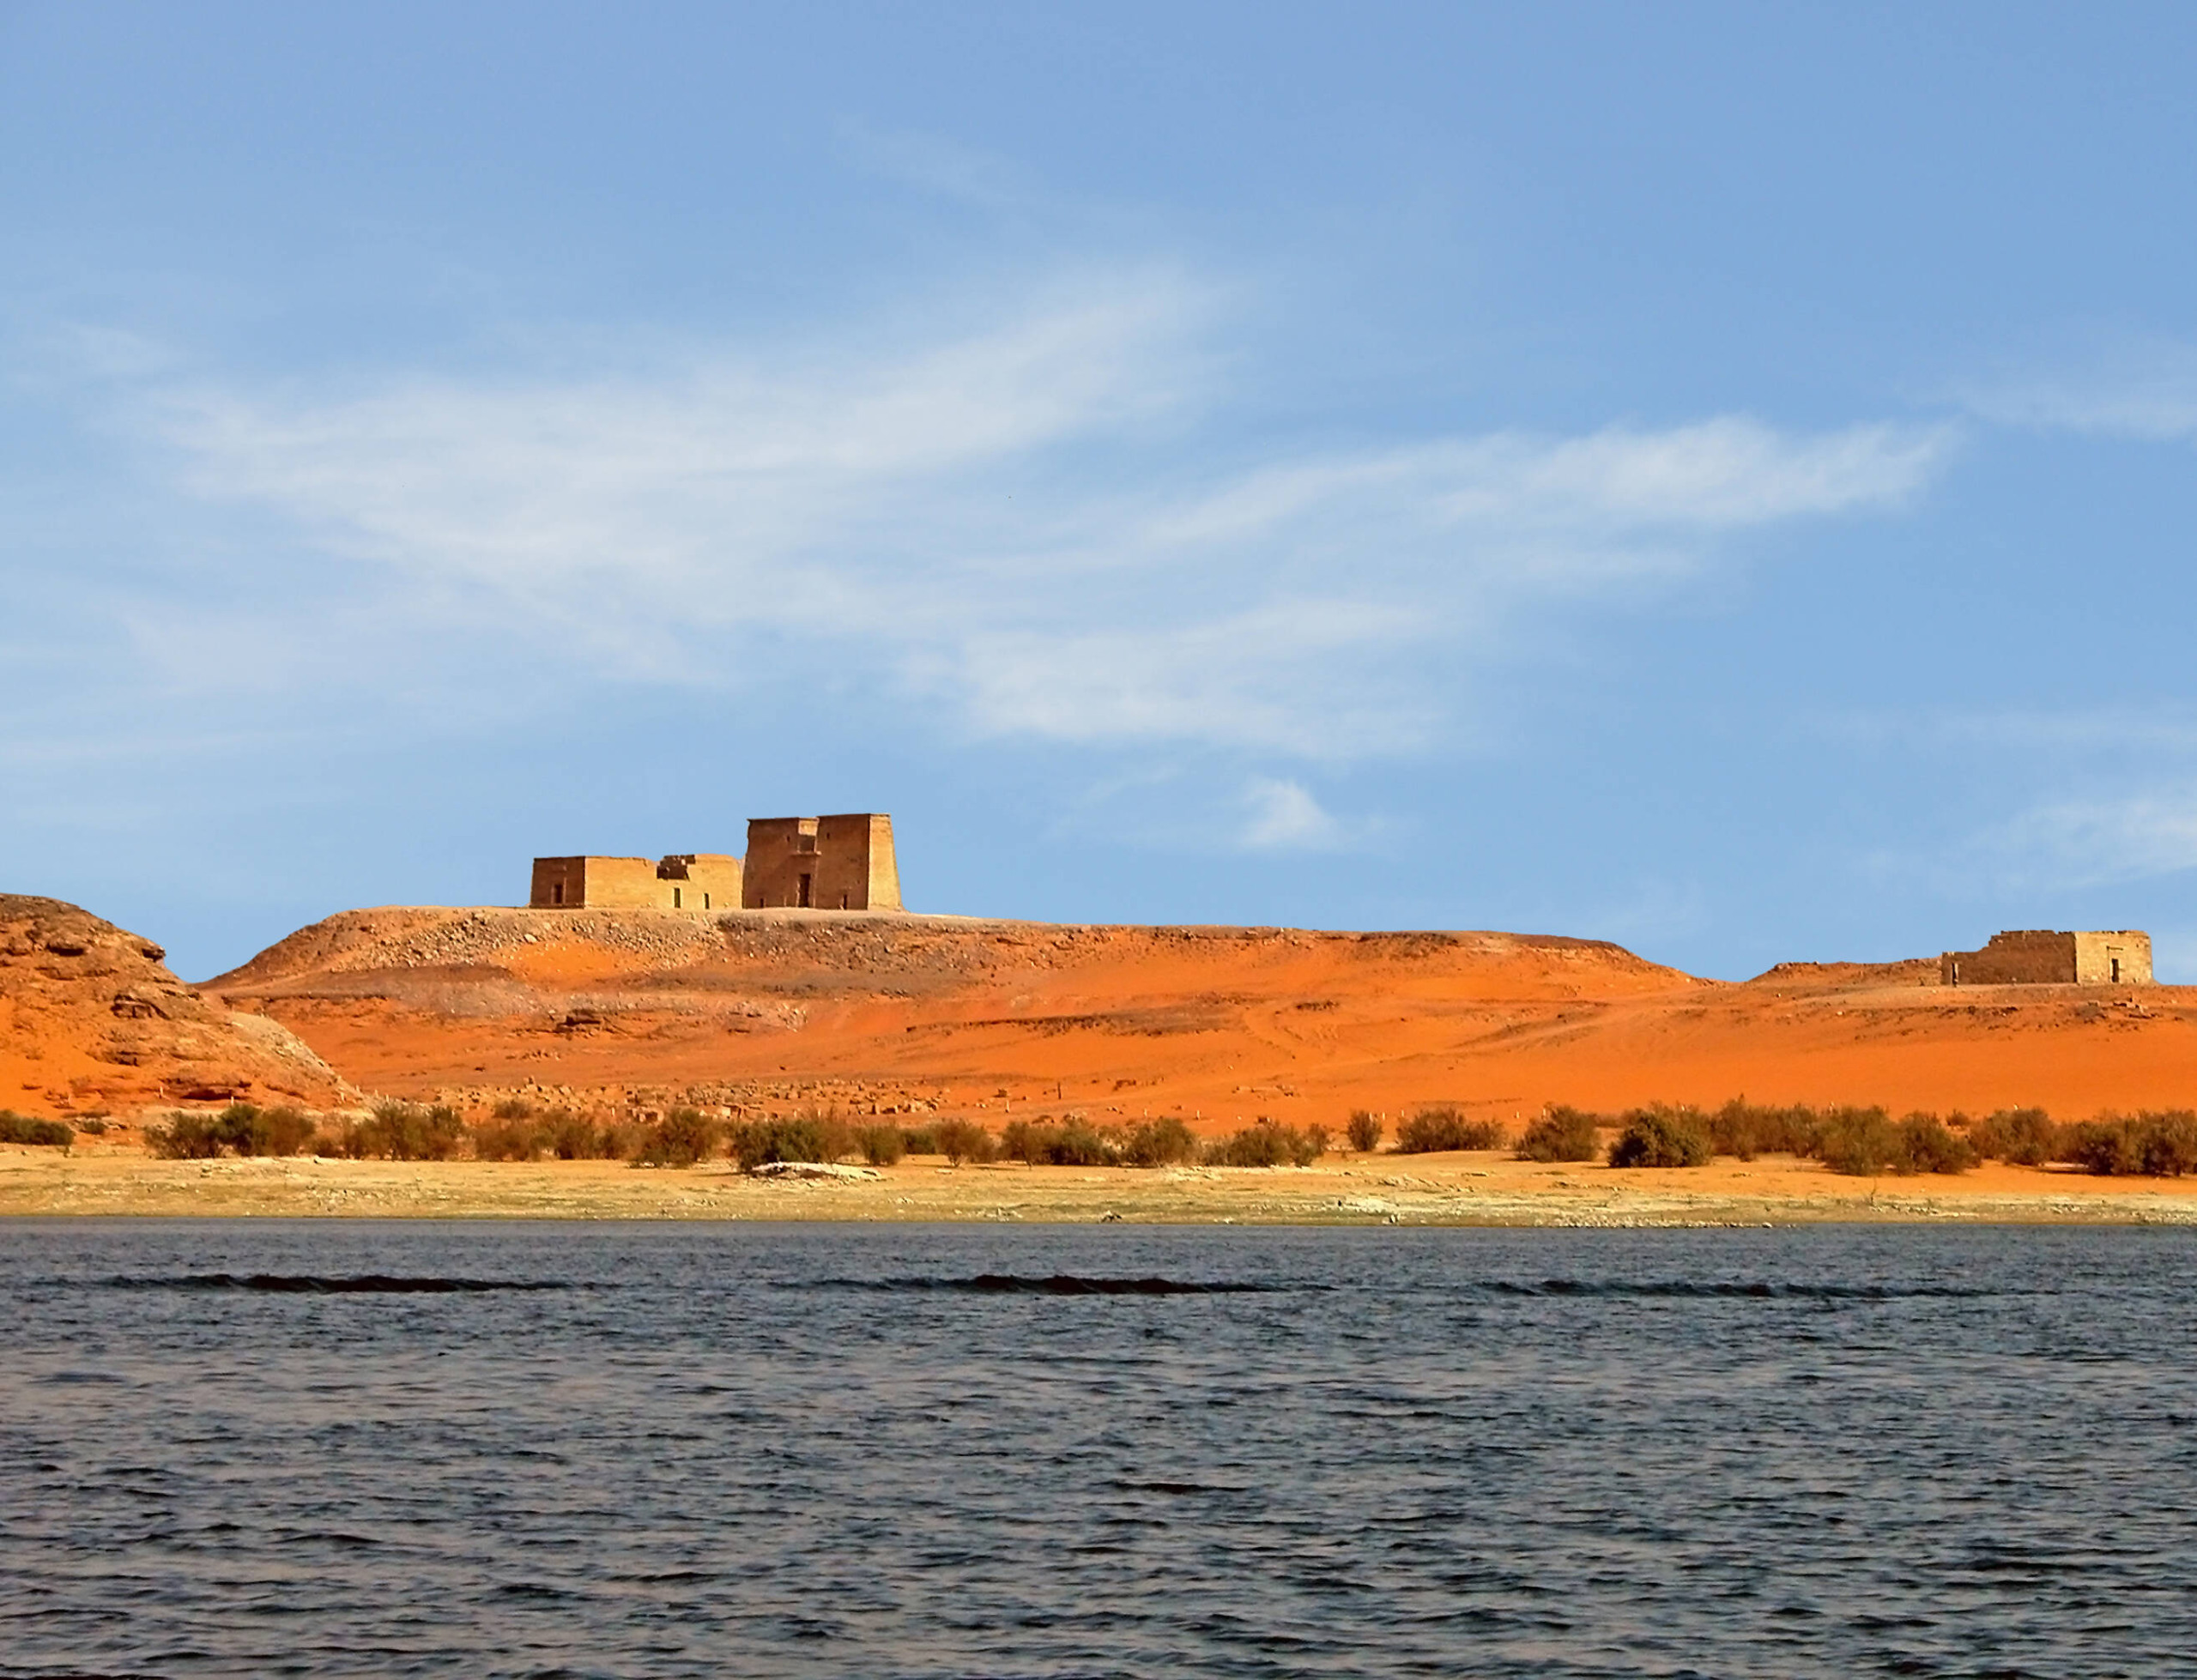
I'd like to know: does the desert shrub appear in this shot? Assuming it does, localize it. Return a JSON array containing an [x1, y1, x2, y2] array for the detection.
[[1967, 1106, 2061, 1166], [1895, 1112, 1977, 1175], [932, 1117, 1000, 1166], [1346, 1109, 1383, 1153], [75, 1116, 109, 1136], [786, 1106, 855, 1163], [2139, 1110, 2197, 1176], [1123, 1115, 1198, 1168], [1516, 1105, 1601, 1163], [1004, 1118, 1121, 1166], [1810, 1106, 1902, 1175], [200, 1102, 316, 1157], [1393, 1106, 1504, 1154], [490, 1097, 537, 1121], [1203, 1118, 1328, 1168], [1705, 1099, 1822, 1160], [471, 1115, 544, 1162], [728, 1112, 857, 1169], [2066, 1111, 2197, 1176], [537, 1107, 626, 1160], [328, 1101, 464, 1162], [0, 1110, 75, 1148], [145, 1111, 226, 1158], [899, 1122, 940, 1156], [1607, 1106, 1713, 1169], [1805, 1107, 1970, 1175], [856, 1124, 907, 1167], [2065, 1117, 2142, 1176], [635, 1107, 719, 1168]]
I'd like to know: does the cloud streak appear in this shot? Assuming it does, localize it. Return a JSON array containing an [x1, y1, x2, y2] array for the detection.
[[64, 272, 1951, 766], [1956, 339, 2197, 442]]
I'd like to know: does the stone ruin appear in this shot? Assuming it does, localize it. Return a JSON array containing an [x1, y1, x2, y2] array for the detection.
[[529, 814, 902, 913], [1939, 929, 2152, 987]]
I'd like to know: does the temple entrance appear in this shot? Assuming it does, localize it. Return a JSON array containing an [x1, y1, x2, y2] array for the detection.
[[797, 873, 813, 908]]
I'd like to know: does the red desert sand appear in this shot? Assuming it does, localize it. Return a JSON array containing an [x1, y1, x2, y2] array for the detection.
[[5, 897, 2194, 1224]]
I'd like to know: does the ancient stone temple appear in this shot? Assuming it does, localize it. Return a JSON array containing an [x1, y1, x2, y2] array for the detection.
[[527, 813, 902, 912], [528, 854, 742, 911], [1939, 929, 2152, 987], [740, 813, 902, 911]]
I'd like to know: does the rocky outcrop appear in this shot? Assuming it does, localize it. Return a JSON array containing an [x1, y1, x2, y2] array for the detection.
[[0, 896, 352, 1117]]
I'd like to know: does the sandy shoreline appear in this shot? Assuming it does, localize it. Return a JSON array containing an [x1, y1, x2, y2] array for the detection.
[[5, 1145, 2196, 1224]]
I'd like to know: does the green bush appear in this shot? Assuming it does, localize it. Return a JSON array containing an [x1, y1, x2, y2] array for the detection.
[[1705, 1098, 1822, 1160], [856, 1124, 908, 1166], [1004, 1118, 1121, 1166], [1967, 1106, 2061, 1166], [144, 1103, 315, 1159], [2141, 1110, 2197, 1175], [0, 1110, 75, 1148], [899, 1122, 940, 1156], [1516, 1105, 1601, 1163], [471, 1115, 545, 1161], [1807, 1107, 1973, 1175], [1393, 1107, 1504, 1154], [2067, 1111, 2197, 1176], [223, 1103, 317, 1157], [635, 1107, 719, 1167], [1607, 1106, 1713, 1169], [1810, 1106, 1902, 1174], [1346, 1109, 1383, 1153], [932, 1117, 1000, 1165], [535, 1107, 623, 1160], [729, 1111, 860, 1169], [145, 1111, 226, 1158], [1896, 1111, 1977, 1175], [1203, 1118, 1327, 1167], [1123, 1115, 1198, 1167], [322, 1101, 465, 1162], [490, 1097, 537, 1121]]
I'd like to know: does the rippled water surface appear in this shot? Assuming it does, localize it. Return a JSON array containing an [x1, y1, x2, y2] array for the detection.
[[4, 1221, 2195, 1677]]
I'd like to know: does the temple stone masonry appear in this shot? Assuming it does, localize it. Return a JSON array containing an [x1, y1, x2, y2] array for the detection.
[[528, 814, 901, 913], [1939, 929, 2153, 987]]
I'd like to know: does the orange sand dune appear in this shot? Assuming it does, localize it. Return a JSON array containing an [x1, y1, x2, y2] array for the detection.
[[202, 907, 2197, 1124]]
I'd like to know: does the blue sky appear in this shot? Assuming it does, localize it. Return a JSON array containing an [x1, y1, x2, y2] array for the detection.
[[6, 3, 2197, 982]]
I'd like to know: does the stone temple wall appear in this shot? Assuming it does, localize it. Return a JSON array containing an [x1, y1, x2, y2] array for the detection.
[[741, 813, 902, 911], [1940, 929, 2153, 986], [529, 854, 741, 910]]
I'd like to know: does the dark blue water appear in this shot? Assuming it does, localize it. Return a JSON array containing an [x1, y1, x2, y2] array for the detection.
[[4, 1222, 2194, 1677]]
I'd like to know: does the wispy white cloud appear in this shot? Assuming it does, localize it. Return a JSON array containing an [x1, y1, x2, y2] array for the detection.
[[1990, 789, 2197, 888], [1238, 777, 1351, 851], [43, 270, 1952, 763], [835, 120, 1042, 211], [1811, 704, 2197, 756], [1956, 339, 2197, 441]]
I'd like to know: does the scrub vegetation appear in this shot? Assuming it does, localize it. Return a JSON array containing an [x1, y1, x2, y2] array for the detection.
[[1392, 1107, 1504, 1154], [0, 1111, 74, 1148]]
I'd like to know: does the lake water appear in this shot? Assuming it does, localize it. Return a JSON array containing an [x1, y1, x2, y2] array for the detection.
[[3, 1220, 2194, 1677]]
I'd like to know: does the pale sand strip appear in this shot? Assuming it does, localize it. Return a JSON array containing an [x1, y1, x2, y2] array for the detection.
[[3, 1148, 2196, 1224]]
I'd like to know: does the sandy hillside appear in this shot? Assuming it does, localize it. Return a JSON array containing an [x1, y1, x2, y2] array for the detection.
[[1, 896, 352, 1119], [201, 906, 2197, 1124]]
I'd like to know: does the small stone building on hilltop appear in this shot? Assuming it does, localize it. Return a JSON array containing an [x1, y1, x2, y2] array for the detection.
[[1940, 929, 2153, 987], [741, 813, 902, 911], [527, 813, 901, 912], [529, 853, 742, 912]]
